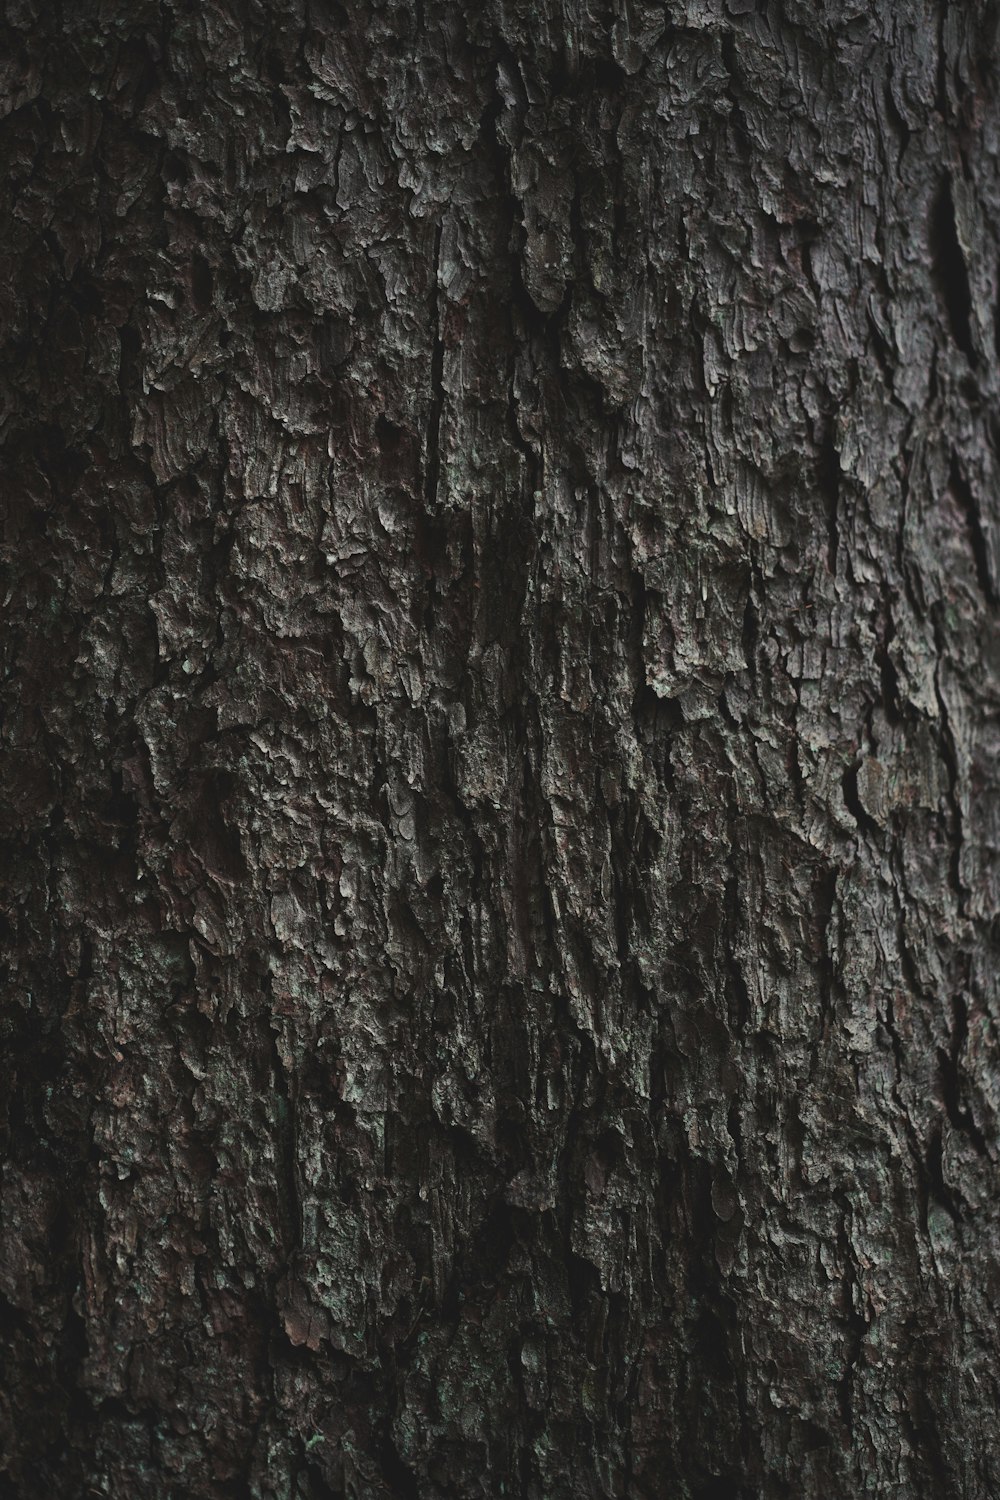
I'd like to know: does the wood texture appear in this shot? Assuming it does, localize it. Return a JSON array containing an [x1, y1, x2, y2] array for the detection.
[[3, 2, 1000, 1495]]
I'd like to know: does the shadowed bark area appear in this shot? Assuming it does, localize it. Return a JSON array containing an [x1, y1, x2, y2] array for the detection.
[[3, 2, 1000, 1496]]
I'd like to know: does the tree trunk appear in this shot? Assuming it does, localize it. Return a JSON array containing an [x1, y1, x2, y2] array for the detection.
[[3, 2, 1000, 1496]]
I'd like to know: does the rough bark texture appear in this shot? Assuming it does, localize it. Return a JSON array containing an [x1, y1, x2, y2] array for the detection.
[[3, 2, 1000, 1496]]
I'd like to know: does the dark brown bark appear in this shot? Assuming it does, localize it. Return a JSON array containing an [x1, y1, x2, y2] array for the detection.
[[3, 2, 1000, 1496]]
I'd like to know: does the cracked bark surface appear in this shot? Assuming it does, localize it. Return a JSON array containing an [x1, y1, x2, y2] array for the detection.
[[3, 2, 1000, 1496]]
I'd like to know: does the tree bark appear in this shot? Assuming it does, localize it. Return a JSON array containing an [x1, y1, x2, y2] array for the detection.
[[3, 2, 1000, 1496]]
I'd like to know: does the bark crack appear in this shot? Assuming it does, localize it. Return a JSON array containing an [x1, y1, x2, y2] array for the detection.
[[423, 219, 445, 515]]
